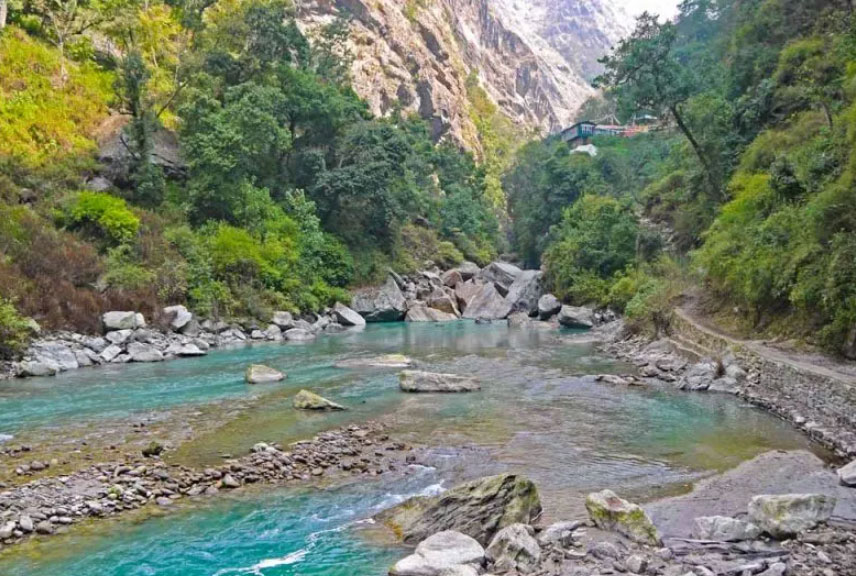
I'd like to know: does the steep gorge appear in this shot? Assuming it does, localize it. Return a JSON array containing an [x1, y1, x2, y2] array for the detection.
[[295, 0, 628, 148]]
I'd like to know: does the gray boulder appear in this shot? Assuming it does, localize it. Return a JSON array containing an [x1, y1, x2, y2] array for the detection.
[[504, 271, 542, 316], [537, 294, 562, 320], [333, 302, 366, 327], [176, 343, 206, 357], [838, 460, 856, 486], [748, 494, 836, 538], [585, 489, 660, 545], [18, 361, 58, 377], [285, 328, 316, 342], [245, 364, 285, 384], [105, 329, 132, 345], [478, 262, 522, 296], [399, 370, 480, 393], [126, 342, 164, 363], [691, 516, 761, 541], [163, 305, 192, 331], [390, 531, 485, 576], [406, 304, 459, 323], [102, 311, 145, 331], [271, 311, 294, 329], [31, 341, 78, 372], [677, 362, 719, 392], [486, 523, 541, 574], [462, 283, 512, 321], [263, 324, 283, 341], [537, 520, 583, 547], [442, 269, 464, 288], [557, 306, 594, 329], [100, 344, 123, 363], [458, 261, 481, 280], [454, 280, 483, 314], [83, 336, 108, 353], [375, 474, 542, 546], [427, 291, 460, 316], [352, 276, 407, 322]]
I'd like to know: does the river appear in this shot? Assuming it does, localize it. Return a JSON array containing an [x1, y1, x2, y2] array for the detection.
[[0, 321, 824, 575]]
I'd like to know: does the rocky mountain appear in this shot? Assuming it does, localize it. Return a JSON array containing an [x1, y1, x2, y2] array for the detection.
[[295, 0, 630, 148]]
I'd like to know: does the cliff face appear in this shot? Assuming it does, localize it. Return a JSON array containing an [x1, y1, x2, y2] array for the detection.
[[295, 0, 627, 147]]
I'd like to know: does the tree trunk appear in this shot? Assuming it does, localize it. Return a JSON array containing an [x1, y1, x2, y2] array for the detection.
[[669, 105, 722, 201], [0, 0, 8, 30]]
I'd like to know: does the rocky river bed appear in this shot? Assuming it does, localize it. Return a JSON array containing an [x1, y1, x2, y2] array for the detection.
[[1, 264, 855, 575]]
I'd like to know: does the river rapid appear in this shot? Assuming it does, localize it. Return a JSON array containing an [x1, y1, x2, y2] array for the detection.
[[0, 321, 825, 575]]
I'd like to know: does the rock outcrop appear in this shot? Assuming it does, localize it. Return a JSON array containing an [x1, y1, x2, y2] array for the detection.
[[376, 473, 542, 546]]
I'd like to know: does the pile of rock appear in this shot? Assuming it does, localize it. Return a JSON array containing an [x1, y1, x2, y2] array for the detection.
[[385, 476, 852, 576], [351, 261, 612, 327], [0, 423, 405, 549], [12, 302, 368, 379]]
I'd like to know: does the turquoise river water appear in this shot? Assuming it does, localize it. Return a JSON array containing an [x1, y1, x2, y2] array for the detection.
[[0, 321, 824, 575]]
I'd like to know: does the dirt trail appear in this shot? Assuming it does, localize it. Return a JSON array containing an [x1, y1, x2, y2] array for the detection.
[[676, 306, 856, 387]]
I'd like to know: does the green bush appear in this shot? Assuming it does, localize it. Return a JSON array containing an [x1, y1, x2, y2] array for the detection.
[[0, 299, 33, 360], [65, 191, 140, 245], [436, 241, 464, 269]]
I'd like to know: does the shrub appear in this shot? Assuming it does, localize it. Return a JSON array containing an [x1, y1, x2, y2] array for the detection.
[[65, 192, 140, 245], [0, 299, 33, 360], [436, 241, 464, 269]]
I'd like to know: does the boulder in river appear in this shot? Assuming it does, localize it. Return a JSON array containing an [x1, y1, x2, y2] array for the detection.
[[389, 530, 485, 576], [406, 303, 458, 323], [333, 302, 366, 327], [585, 489, 660, 545], [691, 515, 762, 541], [293, 389, 346, 411], [285, 328, 316, 342], [537, 294, 562, 320], [557, 306, 594, 329], [375, 473, 542, 546], [478, 262, 522, 296], [30, 341, 78, 372], [747, 494, 836, 538], [485, 523, 541, 574], [335, 354, 413, 369], [461, 283, 512, 321], [102, 311, 145, 331], [127, 342, 164, 363], [245, 364, 285, 384], [838, 460, 856, 486], [399, 370, 480, 393], [504, 271, 542, 316], [351, 276, 407, 322]]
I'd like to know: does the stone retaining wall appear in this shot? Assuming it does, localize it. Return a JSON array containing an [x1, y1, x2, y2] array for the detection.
[[671, 311, 856, 458]]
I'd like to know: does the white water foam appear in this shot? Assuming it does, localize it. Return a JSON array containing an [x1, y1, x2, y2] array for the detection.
[[0, 434, 12, 444]]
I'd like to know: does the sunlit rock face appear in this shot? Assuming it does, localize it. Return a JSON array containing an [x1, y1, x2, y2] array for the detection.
[[295, 0, 629, 149]]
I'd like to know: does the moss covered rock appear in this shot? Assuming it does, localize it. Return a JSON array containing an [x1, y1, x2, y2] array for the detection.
[[375, 473, 542, 546], [585, 489, 660, 545], [292, 389, 345, 411]]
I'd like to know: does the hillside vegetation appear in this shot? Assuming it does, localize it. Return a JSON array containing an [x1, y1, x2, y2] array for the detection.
[[0, 0, 502, 356], [505, 0, 856, 356]]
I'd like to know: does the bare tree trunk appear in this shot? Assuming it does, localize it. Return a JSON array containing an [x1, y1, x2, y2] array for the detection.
[[0, 0, 8, 30], [669, 104, 722, 201]]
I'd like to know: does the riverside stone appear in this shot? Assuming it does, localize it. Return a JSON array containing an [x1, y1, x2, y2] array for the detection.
[[390, 531, 485, 576], [333, 302, 366, 327], [537, 294, 562, 320], [245, 364, 285, 384], [748, 494, 836, 538], [691, 515, 762, 541], [441, 269, 464, 288], [126, 342, 164, 363], [30, 342, 78, 371], [293, 389, 346, 410], [478, 262, 523, 296], [406, 303, 459, 322], [461, 283, 512, 320], [585, 489, 660, 545], [557, 306, 594, 329], [504, 270, 542, 316], [485, 523, 541, 573], [376, 474, 542, 546], [537, 520, 583, 547], [335, 354, 413, 369], [271, 311, 294, 329], [399, 370, 480, 393], [837, 460, 856, 486], [163, 305, 192, 331], [102, 311, 144, 331], [427, 291, 461, 316], [100, 344, 123, 362], [457, 261, 480, 280], [285, 328, 316, 341], [351, 276, 407, 322]]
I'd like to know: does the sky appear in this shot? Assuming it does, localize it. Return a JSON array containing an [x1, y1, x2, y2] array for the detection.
[[619, 0, 680, 19]]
